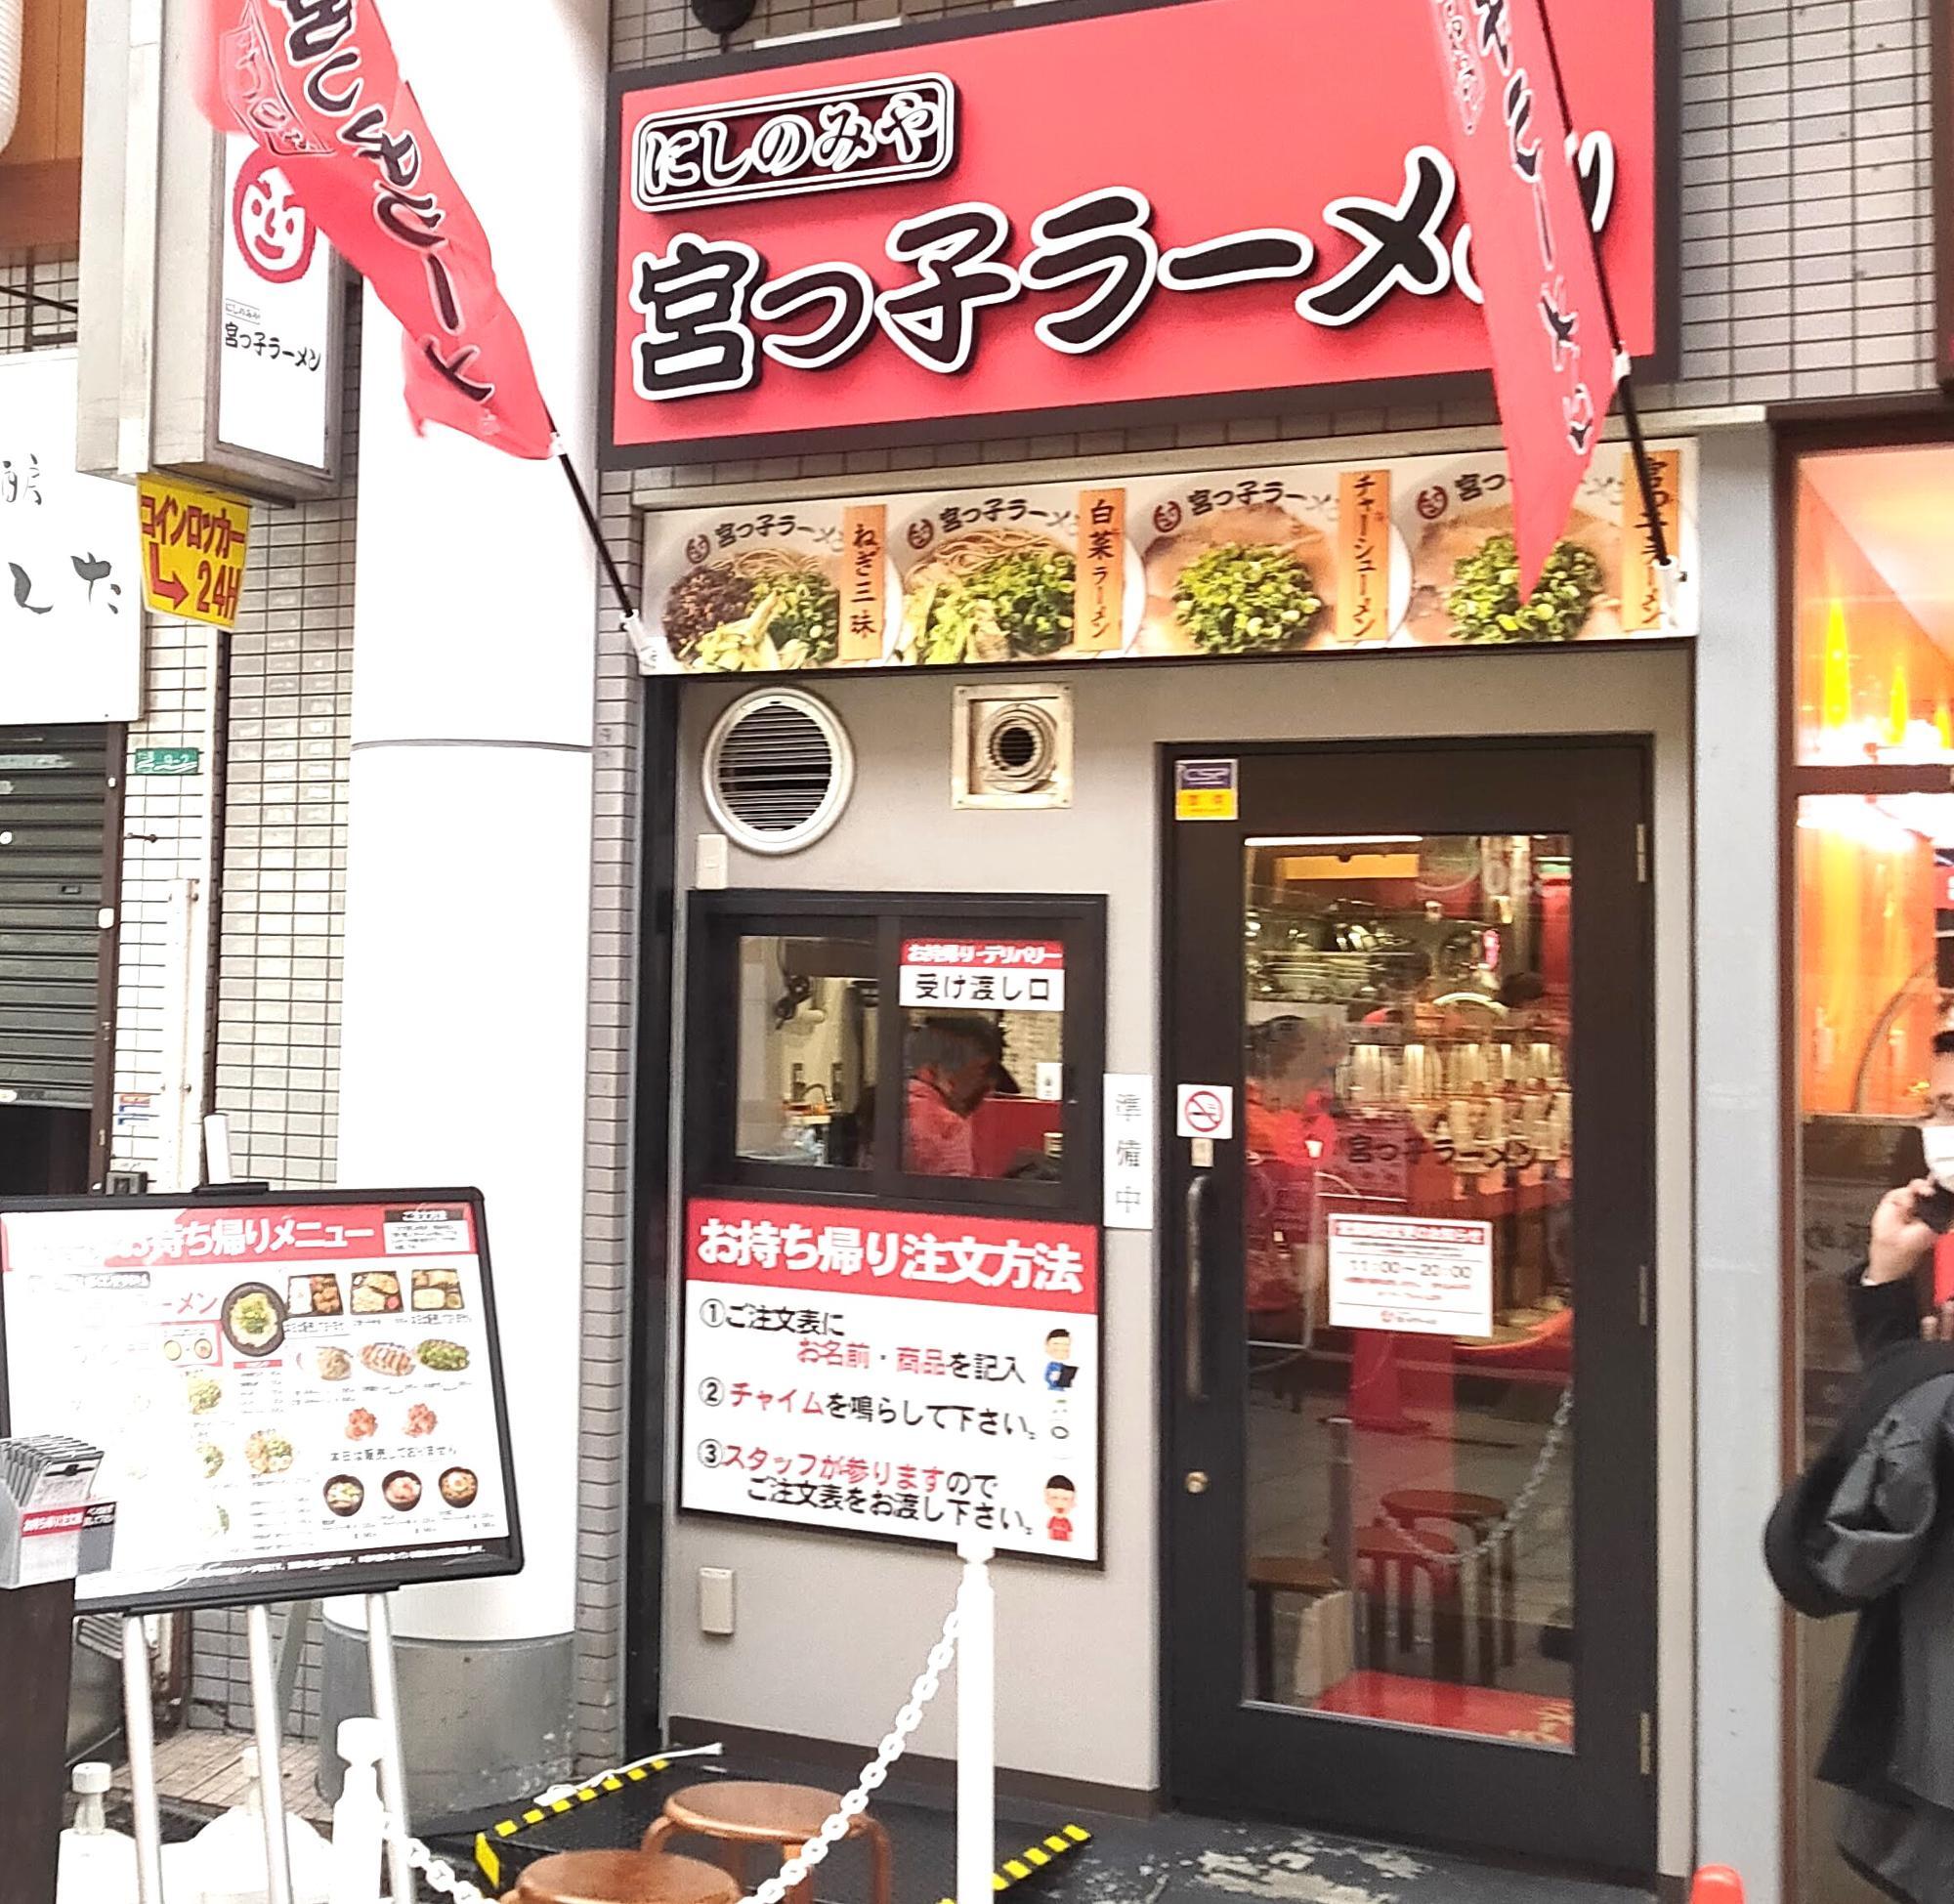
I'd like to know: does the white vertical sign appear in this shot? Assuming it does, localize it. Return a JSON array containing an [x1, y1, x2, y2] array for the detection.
[[217, 135, 335, 471], [1103, 1074, 1155, 1230], [0, 352, 141, 722]]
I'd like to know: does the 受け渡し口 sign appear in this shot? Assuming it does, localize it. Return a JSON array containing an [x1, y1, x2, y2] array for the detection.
[[899, 938, 1065, 1012]]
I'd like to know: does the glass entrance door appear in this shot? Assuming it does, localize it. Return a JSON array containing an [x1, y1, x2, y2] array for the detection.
[[1164, 741, 1655, 1878]]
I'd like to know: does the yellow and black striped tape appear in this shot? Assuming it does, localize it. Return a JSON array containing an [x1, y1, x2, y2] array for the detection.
[[473, 1757, 673, 1891], [936, 1824, 1094, 1904]]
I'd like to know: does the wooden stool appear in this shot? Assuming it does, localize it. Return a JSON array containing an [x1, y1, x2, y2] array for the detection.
[[1381, 1487, 1512, 1679], [644, 1781, 893, 1904], [509, 1849, 743, 1904], [1355, 1522, 1466, 1682], [1245, 1554, 1339, 1703]]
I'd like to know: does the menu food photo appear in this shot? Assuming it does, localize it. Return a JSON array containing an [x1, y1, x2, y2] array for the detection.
[[640, 443, 1695, 675], [0, 1193, 521, 1613]]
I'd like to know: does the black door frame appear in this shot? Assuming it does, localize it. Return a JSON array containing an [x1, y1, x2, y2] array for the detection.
[[1159, 734, 1659, 1881]]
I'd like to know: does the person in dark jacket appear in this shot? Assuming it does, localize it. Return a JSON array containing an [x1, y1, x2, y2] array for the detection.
[[1767, 1035, 1954, 1901]]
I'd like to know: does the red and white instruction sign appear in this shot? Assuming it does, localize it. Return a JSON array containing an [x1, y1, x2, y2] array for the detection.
[[0, 1195, 521, 1613], [681, 1197, 1099, 1560], [1328, 1212, 1494, 1339], [899, 939, 1066, 1012]]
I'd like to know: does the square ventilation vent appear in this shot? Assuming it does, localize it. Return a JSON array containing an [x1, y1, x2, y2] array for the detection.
[[953, 683, 1073, 810]]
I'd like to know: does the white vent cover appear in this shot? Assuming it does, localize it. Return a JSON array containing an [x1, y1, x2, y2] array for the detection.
[[703, 688, 854, 855], [953, 683, 1073, 809]]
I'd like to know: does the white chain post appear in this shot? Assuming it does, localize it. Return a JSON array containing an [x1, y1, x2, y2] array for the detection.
[[955, 1538, 996, 1904]]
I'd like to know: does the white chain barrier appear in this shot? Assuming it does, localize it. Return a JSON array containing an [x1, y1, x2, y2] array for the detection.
[[378, 1602, 962, 1904], [740, 1601, 961, 1904], [1389, 1385, 1576, 1570]]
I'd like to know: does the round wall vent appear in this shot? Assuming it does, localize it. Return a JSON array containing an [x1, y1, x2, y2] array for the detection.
[[702, 688, 854, 855], [977, 699, 1061, 792]]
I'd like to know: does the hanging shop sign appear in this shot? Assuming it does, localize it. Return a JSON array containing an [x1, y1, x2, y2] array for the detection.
[[0, 353, 142, 724], [680, 1196, 1101, 1562], [0, 1192, 523, 1614], [217, 134, 338, 473], [138, 475, 251, 629], [641, 441, 1696, 675], [603, 0, 1659, 464]]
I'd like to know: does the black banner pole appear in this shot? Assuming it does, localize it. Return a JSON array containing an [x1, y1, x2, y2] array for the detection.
[[1532, 0, 1675, 573]]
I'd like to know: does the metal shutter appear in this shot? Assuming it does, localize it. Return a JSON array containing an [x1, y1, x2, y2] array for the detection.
[[0, 728, 110, 1109]]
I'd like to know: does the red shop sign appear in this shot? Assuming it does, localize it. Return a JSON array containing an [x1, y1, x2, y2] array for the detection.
[[602, 0, 1659, 466]]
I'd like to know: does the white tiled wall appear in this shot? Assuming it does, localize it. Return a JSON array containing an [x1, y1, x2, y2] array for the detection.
[[191, 299, 362, 1737]]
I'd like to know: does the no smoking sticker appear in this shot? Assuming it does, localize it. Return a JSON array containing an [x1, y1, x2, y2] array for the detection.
[[1175, 1084, 1234, 1140]]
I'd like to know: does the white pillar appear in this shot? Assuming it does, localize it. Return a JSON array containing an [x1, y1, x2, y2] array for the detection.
[[324, 0, 607, 1818]]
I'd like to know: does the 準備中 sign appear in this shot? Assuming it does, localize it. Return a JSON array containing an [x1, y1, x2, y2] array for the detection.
[[680, 1197, 1100, 1560], [0, 1192, 522, 1614], [604, 0, 1657, 463]]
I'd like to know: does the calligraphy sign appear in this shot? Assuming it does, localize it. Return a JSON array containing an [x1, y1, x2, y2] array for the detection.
[[1073, 487, 1126, 654], [0, 354, 140, 724], [1337, 469, 1392, 644], [838, 503, 887, 662], [192, 0, 553, 459], [604, 0, 1658, 465], [1619, 445, 1681, 633]]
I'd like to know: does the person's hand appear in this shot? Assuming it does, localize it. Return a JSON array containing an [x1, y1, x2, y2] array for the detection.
[[1925, 1301, 1954, 1342], [1867, 1181, 1939, 1286]]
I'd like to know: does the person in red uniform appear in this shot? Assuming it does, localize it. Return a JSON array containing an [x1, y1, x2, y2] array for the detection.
[[904, 1016, 1003, 1176]]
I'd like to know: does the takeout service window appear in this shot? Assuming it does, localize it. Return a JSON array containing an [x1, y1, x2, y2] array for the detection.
[[686, 892, 1106, 1219]]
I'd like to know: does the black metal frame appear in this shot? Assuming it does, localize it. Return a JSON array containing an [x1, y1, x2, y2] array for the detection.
[[669, 885, 1111, 1567], [684, 887, 1108, 1221], [1159, 736, 1658, 1881], [625, 678, 680, 1754], [0, 1186, 525, 1617], [599, 0, 1680, 469]]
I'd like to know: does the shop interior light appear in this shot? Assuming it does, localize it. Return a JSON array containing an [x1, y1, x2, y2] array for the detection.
[[1245, 834, 1423, 849], [1796, 795, 1932, 850]]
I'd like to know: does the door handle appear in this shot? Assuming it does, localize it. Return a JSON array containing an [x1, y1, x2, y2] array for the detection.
[[1184, 1170, 1211, 1402]]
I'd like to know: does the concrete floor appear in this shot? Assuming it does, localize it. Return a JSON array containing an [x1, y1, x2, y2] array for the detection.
[[449, 1751, 1652, 1904]]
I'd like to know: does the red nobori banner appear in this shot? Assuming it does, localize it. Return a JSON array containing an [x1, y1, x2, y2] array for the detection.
[[192, 0, 554, 458], [604, 0, 1656, 465], [684, 1197, 1098, 1316], [1428, 0, 1621, 593]]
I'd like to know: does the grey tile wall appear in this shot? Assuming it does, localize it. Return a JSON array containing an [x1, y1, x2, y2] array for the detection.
[[211, 297, 361, 1196], [193, 298, 362, 1739]]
